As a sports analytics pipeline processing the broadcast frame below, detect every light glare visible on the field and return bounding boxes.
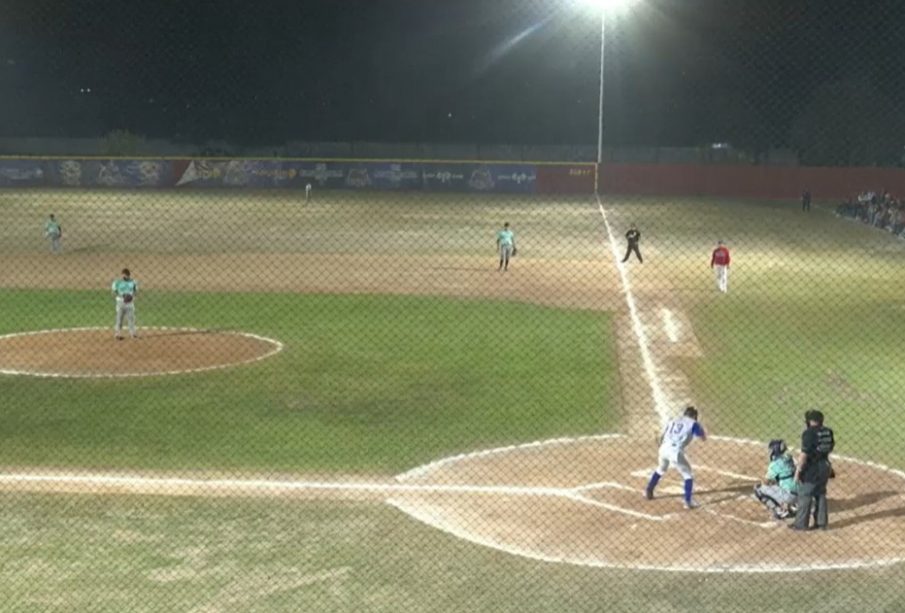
[574,0,639,14]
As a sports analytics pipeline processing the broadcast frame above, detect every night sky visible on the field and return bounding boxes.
[0,0,903,150]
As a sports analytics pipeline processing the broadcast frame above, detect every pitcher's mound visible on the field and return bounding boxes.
[0,327,283,378]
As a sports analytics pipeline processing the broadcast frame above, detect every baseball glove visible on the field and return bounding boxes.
[123,294,134,304]
[511,247,518,257]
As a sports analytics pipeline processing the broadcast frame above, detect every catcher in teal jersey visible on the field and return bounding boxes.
[111,268,139,340]
[753,439,799,520]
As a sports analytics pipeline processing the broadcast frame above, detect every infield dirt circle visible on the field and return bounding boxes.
[389,435,905,572]
[0,327,283,377]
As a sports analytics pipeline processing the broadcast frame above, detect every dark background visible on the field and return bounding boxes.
[0,0,903,162]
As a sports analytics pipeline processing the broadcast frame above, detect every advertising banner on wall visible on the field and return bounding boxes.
[174,160,536,192]
[364,162,422,190]
[176,160,300,187]
[0,160,47,186]
[421,165,469,191]
[294,162,346,188]
[0,157,590,194]
[422,163,537,193]
[536,164,596,193]
[466,164,537,193]
[45,160,173,187]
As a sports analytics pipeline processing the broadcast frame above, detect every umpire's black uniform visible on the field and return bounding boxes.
[792,410,834,530]
[622,227,642,263]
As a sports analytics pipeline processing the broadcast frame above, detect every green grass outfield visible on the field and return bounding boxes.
[0,289,617,473]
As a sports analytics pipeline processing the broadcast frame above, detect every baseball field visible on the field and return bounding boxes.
[1,188,904,612]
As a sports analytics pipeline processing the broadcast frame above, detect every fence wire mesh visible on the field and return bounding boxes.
[1,1,905,611]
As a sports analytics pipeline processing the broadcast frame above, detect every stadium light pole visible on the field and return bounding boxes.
[577,0,639,192]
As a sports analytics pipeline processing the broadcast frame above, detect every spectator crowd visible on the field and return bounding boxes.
[836,190,905,237]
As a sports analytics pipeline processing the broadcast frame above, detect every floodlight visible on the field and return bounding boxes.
[575,0,639,14]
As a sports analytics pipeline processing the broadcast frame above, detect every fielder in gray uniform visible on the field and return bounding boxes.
[111,268,139,340]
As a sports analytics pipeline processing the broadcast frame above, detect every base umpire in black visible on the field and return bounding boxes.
[791,409,834,531]
[622,224,642,263]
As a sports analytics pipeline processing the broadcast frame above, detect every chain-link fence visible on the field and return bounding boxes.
[1,1,905,611]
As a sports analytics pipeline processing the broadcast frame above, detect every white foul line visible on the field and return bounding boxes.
[596,196,671,426]
[0,472,567,498]
[0,470,663,521]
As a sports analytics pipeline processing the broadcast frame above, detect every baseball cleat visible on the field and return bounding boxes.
[115,336,124,341]
[683,500,700,510]
[644,487,653,500]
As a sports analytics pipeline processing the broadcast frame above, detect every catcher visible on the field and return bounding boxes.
[754,439,798,520]
[111,268,139,340]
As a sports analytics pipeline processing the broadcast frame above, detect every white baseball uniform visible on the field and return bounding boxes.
[656,416,704,480]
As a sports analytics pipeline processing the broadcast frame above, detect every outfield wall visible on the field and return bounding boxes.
[599,164,905,200]
[0,158,596,194]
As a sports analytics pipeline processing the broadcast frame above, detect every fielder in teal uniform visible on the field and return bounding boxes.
[111,268,139,340]
[44,214,62,254]
[496,222,516,272]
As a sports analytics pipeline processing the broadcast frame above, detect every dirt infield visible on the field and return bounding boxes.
[393,435,905,572]
[1,435,902,573]
[0,252,621,312]
[0,327,283,377]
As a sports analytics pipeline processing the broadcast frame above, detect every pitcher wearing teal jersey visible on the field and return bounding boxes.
[496,222,516,272]
[111,268,139,340]
[44,214,62,254]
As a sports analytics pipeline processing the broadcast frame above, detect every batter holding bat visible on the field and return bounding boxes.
[644,406,707,509]
[111,268,139,340]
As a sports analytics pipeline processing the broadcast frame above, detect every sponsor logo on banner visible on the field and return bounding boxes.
[298,163,344,185]
[224,161,254,186]
[177,160,225,186]
[423,169,465,184]
[250,166,297,181]
[97,161,127,186]
[133,161,164,185]
[469,168,495,190]
[0,165,43,182]
[373,163,419,183]
[496,172,536,185]
[58,161,83,186]
[346,168,371,188]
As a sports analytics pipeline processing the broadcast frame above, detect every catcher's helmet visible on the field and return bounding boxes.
[768,439,787,460]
